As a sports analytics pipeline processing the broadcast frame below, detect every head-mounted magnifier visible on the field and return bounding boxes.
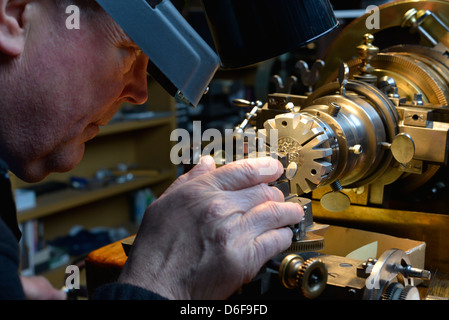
[95,0,338,107]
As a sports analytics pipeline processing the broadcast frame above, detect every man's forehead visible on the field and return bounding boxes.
[93,9,138,48]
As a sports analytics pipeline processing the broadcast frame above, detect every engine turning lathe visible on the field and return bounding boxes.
[232,0,449,300]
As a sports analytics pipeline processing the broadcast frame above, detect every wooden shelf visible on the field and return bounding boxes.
[17,170,175,223]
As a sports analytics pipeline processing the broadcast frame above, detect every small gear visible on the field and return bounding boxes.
[382,282,404,300]
[285,232,325,253]
[400,285,420,300]
[279,254,305,290]
[296,258,328,299]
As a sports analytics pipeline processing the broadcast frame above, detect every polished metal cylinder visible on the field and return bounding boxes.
[303,93,387,187]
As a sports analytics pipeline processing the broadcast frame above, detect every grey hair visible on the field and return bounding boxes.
[54,0,102,12]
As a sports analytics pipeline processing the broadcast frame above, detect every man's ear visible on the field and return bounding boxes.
[0,0,27,56]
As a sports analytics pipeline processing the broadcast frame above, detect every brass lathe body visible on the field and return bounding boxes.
[231,0,449,300]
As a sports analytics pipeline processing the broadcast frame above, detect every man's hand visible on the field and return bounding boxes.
[20,276,66,300]
[118,156,303,300]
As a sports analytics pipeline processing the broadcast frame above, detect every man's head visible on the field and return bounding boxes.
[0,0,149,182]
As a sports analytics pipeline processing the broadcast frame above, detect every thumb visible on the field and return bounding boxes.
[164,155,216,193]
[20,276,67,300]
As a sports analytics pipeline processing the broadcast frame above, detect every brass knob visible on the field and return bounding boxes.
[279,254,328,299]
[356,33,379,75]
[279,254,305,289]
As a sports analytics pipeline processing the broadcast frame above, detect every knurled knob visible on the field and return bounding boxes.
[296,258,328,299]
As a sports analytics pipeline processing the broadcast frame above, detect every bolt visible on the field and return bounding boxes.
[285,102,295,113]
[330,180,343,192]
[285,162,298,180]
[328,102,341,117]
[388,87,400,99]
[403,265,432,280]
[349,144,363,155]
[378,76,397,93]
[413,93,423,106]
[348,289,357,296]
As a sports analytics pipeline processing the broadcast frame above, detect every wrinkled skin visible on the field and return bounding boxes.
[0,0,148,182]
[119,156,303,299]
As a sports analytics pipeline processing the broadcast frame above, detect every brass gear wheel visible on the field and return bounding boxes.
[382,282,405,300]
[400,285,420,300]
[262,112,336,194]
[381,282,420,300]
[296,258,328,299]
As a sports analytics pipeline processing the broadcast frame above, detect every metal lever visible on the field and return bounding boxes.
[233,99,263,133]
[401,8,449,47]
[338,62,349,96]
[296,60,325,95]
[271,75,298,94]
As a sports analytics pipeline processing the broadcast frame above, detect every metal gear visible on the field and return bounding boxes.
[382,282,420,300]
[279,254,305,290]
[382,282,405,300]
[400,285,420,300]
[262,112,336,194]
[296,258,328,299]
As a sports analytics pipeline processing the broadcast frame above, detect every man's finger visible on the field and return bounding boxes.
[206,157,283,191]
[252,227,295,265]
[242,201,303,235]
[226,183,285,214]
[165,155,216,193]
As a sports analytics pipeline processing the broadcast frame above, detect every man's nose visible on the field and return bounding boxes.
[121,54,149,105]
